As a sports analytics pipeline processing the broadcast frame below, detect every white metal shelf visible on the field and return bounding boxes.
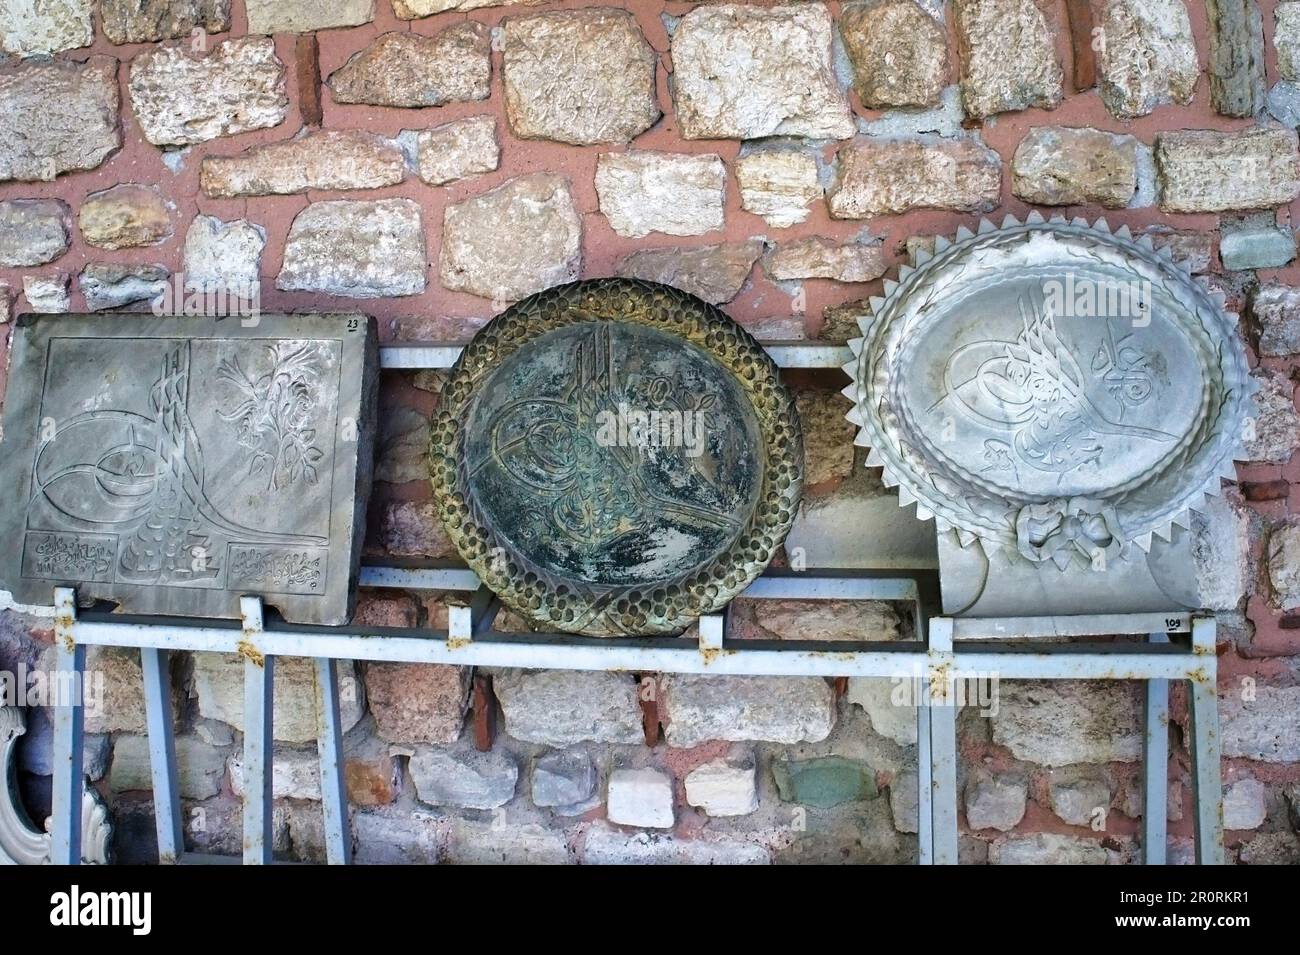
[378,341,854,371]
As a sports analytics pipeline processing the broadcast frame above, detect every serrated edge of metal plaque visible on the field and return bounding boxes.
[844,213,1253,566]
[430,278,804,637]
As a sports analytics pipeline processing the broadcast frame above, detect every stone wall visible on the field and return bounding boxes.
[1,0,1299,864]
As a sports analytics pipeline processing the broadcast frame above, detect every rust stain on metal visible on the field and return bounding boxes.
[699,647,737,666]
[237,639,265,667]
[446,636,472,651]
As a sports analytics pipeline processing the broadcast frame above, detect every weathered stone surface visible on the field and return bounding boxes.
[953,0,1063,118]
[1047,768,1111,826]
[671,3,853,140]
[616,240,762,306]
[991,681,1142,766]
[1098,0,1198,118]
[1268,79,1300,126]
[889,770,920,833]
[795,389,856,487]
[440,173,581,301]
[753,599,900,642]
[16,708,109,779]
[583,821,768,863]
[0,200,70,267]
[841,0,947,108]
[990,833,1109,864]
[79,185,174,250]
[130,38,288,147]
[532,749,598,812]
[407,116,498,186]
[201,130,406,197]
[661,674,835,747]
[234,739,397,805]
[328,25,491,108]
[0,57,120,182]
[1207,0,1266,117]
[83,645,181,735]
[192,654,364,743]
[279,199,426,298]
[847,677,916,746]
[773,755,876,808]
[1268,524,1300,610]
[22,274,69,312]
[1189,492,1251,612]
[101,0,230,44]
[607,767,674,828]
[409,745,517,809]
[1225,684,1300,761]
[1011,127,1138,208]
[766,238,886,284]
[964,771,1027,831]
[684,753,758,817]
[1243,367,1300,463]
[1238,829,1300,864]
[829,138,1001,218]
[1279,3,1300,80]
[365,662,470,744]
[1222,777,1266,830]
[1221,215,1297,270]
[493,669,643,746]
[735,150,820,228]
[445,817,573,864]
[595,151,725,238]
[788,481,940,571]
[182,215,265,295]
[502,8,659,146]
[1156,129,1300,212]
[353,808,444,864]
[341,736,403,806]
[110,734,225,800]
[375,406,429,484]
[1253,283,1300,356]
[0,0,91,56]
[820,299,868,344]
[79,263,169,311]
[380,500,455,557]
[395,0,545,15]
[1146,229,1213,273]
[246,0,374,34]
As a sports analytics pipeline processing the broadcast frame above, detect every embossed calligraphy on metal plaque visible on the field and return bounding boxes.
[846,216,1249,609]
[0,314,378,625]
[431,279,803,636]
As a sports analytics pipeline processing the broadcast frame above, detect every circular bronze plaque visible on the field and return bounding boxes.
[430,279,803,636]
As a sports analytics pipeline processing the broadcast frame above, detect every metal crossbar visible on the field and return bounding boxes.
[39,339,1224,866]
[376,342,853,372]
[48,569,939,864]
[927,615,1222,865]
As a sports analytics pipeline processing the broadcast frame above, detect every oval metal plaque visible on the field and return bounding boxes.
[431,279,803,636]
[847,215,1250,568]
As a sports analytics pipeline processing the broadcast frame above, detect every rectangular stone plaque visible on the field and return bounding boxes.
[0,314,378,625]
